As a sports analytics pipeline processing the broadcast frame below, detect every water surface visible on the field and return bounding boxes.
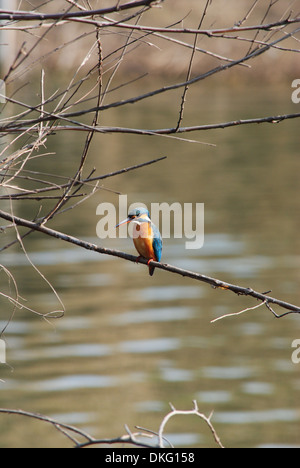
[0,85,299,448]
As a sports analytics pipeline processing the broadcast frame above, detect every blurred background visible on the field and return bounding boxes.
[0,0,300,448]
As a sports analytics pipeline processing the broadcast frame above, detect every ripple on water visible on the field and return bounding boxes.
[114,307,195,325]
[118,337,180,354]
[241,381,274,395]
[202,366,255,380]
[130,286,204,302]
[24,374,119,392]
[196,390,232,404]
[214,408,299,425]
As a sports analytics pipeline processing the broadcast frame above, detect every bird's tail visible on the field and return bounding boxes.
[148,264,155,276]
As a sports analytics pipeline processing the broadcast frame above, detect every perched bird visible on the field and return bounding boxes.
[116,207,162,276]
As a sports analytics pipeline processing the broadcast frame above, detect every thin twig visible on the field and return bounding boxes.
[158,400,224,448]
[176,0,212,131]
[0,1,160,21]
[211,301,267,323]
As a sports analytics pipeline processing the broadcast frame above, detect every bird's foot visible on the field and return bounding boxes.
[135,256,143,264]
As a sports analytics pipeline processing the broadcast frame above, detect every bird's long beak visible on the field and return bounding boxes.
[116,217,131,228]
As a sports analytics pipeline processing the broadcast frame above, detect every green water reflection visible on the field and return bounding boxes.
[0,85,300,448]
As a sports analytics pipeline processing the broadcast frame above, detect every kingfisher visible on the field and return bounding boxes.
[116,207,162,276]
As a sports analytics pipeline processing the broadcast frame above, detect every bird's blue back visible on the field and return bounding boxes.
[151,223,162,262]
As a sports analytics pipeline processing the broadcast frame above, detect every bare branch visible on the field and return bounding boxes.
[158,400,224,448]
[0,209,299,320]
[3,112,299,137]
[0,409,94,445]
[0,401,224,449]
[63,16,300,36]
[0,0,161,21]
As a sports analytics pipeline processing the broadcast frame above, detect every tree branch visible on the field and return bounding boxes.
[0,408,94,445]
[66,16,300,36]
[0,209,299,320]
[3,112,299,136]
[0,0,160,21]
[0,400,224,448]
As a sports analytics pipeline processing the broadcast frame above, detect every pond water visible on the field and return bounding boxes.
[0,84,300,448]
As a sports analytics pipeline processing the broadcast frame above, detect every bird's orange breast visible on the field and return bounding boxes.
[132,222,156,260]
